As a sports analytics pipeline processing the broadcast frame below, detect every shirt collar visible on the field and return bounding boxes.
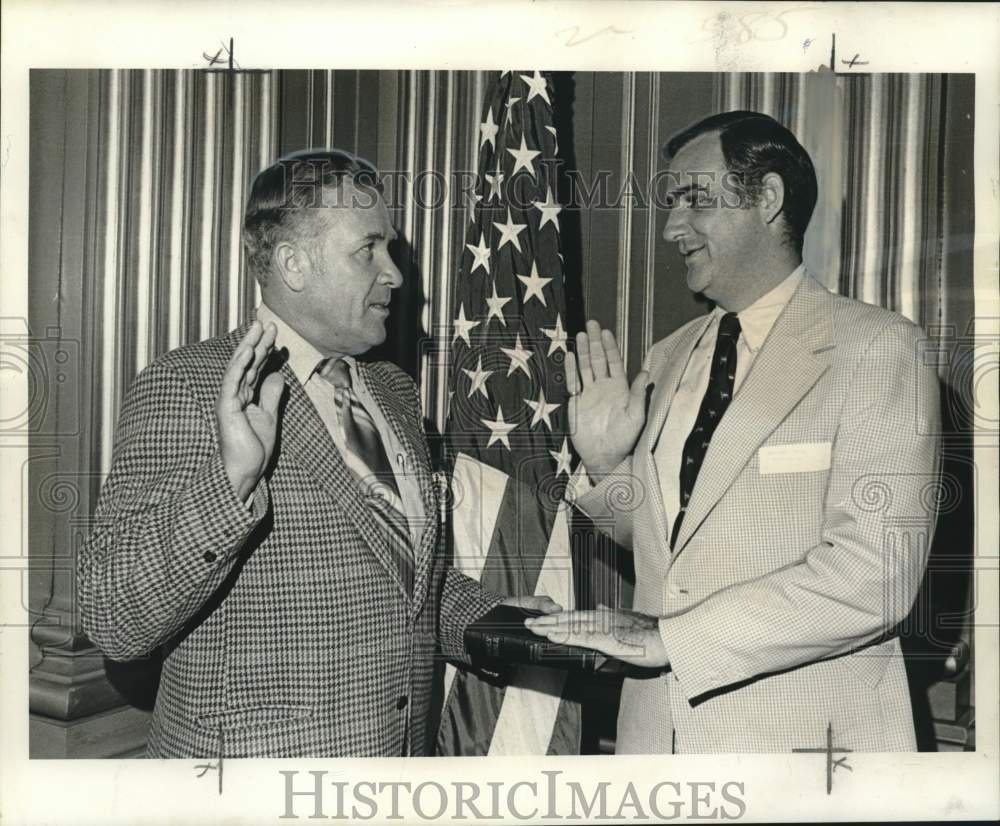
[713,264,805,353]
[255,303,357,385]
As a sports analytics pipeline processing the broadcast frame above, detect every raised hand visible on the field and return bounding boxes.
[216,321,285,502]
[565,320,649,480]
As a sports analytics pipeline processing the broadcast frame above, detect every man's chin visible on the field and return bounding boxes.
[365,325,389,350]
[685,268,710,295]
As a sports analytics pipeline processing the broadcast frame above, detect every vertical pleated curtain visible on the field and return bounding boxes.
[89,70,277,475]
[718,71,956,338]
[616,73,670,374]
[82,69,488,477]
[392,71,487,436]
[839,74,949,329]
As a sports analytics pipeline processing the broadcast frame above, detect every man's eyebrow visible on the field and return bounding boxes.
[357,230,398,244]
[665,182,709,200]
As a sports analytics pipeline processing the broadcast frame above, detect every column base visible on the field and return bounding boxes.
[30,705,150,759]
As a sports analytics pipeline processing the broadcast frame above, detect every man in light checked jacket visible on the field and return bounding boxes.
[78,150,555,758]
[526,112,942,753]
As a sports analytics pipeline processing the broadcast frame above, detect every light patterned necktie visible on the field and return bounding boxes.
[670,312,742,549]
[321,358,414,593]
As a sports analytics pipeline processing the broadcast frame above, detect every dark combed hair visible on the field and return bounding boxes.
[664,111,818,254]
[242,149,382,284]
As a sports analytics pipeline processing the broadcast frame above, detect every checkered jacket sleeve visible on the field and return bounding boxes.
[78,359,270,661]
[659,318,942,701]
[437,567,507,664]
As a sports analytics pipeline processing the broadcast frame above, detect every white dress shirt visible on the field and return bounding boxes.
[256,304,427,546]
[652,265,805,541]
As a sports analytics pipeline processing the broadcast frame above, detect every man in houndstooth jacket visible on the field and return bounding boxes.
[527,112,942,753]
[78,150,554,758]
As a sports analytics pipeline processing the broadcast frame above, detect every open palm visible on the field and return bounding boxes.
[216,321,285,502]
[566,321,649,481]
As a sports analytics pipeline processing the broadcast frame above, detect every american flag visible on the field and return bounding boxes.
[436,70,581,755]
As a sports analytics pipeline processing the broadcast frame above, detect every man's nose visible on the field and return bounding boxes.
[662,207,687,243]
[382,256,404,289]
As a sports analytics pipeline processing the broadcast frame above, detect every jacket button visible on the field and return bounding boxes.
[203,550,217,563]
[396,695,408,710]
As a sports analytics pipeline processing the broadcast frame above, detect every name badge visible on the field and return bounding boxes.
[758,442,832,475]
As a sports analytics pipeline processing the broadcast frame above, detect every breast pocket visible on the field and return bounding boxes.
[758,442,832,475]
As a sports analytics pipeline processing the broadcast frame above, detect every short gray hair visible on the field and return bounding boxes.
[242,149,382,286]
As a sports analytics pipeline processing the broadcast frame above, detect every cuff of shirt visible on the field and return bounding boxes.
[656,616,686,692]
[246,476,269,521]
[566,462,593,504]
[571,456,632,519]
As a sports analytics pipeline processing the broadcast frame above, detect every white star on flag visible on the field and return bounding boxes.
[500,334,533,378]
[525,389,561,430]
[541,314,568,356]
[462,356,494,399]
[507,133,541,177]
[504,96,520,123]
[465,232,491,275]
[516,262,553,306]
[466,191,483,225]
[481,404,517,449]
[485,281,512,327]
[485,160,505,202]
[533,186,562,232]
[520,70,551,105]
[550,437,573,476]
[545,124,559,154]
[493,208,528,253]
[479,108,499,150]
[452,303,480,346]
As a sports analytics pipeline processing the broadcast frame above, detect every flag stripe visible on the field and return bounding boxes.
[489,667,567,755]
[442,452,510,706]
[440,457,557,754]
[488,502,575,754]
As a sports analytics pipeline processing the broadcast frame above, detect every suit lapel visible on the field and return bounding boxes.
[276,360,412,601]
[647,317,714,456]
[359,362,439,616]
[672,276,836,554]
[642,317,715,551]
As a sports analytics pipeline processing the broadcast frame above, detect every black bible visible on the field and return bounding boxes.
[464,604,609,674]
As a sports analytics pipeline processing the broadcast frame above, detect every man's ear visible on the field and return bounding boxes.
[274,240,308,292]
[759,172,786,226]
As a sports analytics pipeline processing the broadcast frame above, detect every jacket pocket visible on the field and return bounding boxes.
[194,704,313,732]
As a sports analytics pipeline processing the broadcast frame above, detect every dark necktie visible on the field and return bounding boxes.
[322,359,414,592]
[670,312,742,549]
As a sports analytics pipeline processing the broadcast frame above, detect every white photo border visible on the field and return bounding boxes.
[1,1,997,823]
